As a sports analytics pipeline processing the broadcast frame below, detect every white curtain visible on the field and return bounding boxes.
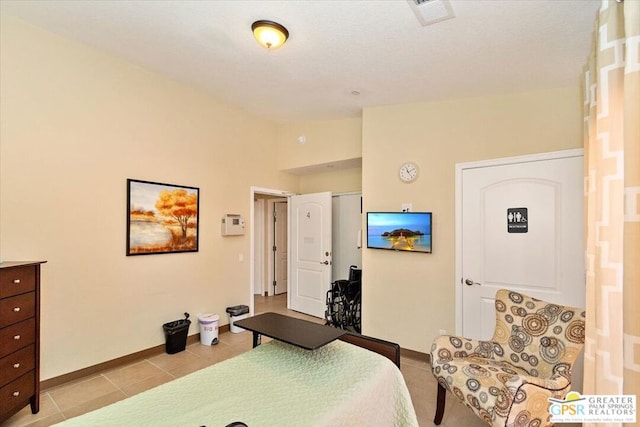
[582,1,639,426]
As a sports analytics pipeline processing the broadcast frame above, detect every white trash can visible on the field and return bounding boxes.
[226,305,249,333]
[198,313,219,345]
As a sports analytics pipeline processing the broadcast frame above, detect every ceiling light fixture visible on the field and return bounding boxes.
[252,20,289,50]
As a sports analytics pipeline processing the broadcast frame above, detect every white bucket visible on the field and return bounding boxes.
[198,313,219,345]
[229,313,249,333]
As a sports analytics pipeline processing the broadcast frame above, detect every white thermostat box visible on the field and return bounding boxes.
[221,214,245,236]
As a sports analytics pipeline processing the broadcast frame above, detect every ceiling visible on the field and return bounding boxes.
[1,0,599,124]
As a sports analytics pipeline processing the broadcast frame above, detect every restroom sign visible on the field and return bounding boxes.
[507,208,528,233]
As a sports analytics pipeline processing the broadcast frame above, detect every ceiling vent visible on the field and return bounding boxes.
[407,0,455,27]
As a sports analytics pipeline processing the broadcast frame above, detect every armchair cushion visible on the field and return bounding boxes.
[430,289,585,427]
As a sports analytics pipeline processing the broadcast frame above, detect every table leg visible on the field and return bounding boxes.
[252,332,262,348]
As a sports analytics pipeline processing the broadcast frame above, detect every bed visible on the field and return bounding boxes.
[53,335,418,426]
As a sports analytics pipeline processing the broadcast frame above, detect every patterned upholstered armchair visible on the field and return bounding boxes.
[430,289,585,427]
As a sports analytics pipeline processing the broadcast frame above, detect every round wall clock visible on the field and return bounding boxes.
[399,162,419,183]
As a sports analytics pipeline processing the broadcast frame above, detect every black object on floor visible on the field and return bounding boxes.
[162,312,191,354]
[325,265,361,333]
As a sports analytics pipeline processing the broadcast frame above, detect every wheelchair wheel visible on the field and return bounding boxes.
[350,291,362,333]
[326,292,348,329]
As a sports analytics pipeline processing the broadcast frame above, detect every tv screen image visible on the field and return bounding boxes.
[367,212,432,253]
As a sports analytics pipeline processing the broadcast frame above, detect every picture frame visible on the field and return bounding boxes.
[127,179,199,256]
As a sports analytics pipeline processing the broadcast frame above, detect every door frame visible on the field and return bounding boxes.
[454,148,583,335]
[250,186,295,315]
[267,198,288,296]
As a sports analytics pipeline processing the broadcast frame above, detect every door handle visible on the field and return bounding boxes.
[320,260,329,265]
[464,278,481,286]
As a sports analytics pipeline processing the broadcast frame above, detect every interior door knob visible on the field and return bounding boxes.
[320,260,329,265]
[465,278,481,286]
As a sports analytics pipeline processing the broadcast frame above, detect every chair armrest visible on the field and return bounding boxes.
[506,373,570,391]
[504,376,572,427]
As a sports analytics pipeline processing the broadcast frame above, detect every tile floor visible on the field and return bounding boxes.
[5,294,485,427]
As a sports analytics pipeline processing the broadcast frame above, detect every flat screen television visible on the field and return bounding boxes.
[366,212,432,253]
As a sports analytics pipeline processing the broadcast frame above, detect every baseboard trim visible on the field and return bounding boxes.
[401,347,430,363]
[41,325,230,390]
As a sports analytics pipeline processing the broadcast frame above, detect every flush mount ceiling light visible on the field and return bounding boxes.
[252,20,289,50]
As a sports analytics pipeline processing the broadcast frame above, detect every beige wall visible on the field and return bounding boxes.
[0,15,586,380]
[278,117,363,194]
[0,17,298,379]
[299,167,362,194]
[276,118,362,171]
[361,87,583,353]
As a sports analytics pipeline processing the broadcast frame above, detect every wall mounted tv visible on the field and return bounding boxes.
[366,212,432,253]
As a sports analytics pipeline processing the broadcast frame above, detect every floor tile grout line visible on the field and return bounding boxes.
[101,373,127,397]
[46,391,66,422]
[145,357,178,379]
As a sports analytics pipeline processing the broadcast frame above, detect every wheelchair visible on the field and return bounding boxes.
[325,265,361,333]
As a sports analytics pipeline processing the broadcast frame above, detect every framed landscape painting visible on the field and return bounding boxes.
[127,179,199,255]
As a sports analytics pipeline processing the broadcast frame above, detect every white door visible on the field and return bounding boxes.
[273,201,288,295]
[332,193,362,281]
[457,150,584,340]
[289,192,332,317]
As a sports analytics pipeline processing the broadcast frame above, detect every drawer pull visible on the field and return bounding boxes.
[13,334,21,340]
[13,363,21,368]
[13,391,20,397]
[13,279,21,284]
[13,307,21,312]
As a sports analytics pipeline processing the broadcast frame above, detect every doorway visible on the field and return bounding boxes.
[455,149,584,335]
[253,195,289,297]
[250,187,294,315]
[250,188,364,318]
[455,148,585,390]
[271,199,288,295]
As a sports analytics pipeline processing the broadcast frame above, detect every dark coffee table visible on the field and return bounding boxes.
[233,312,347,350]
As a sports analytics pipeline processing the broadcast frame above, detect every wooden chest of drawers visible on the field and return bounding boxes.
[0,261,45,423]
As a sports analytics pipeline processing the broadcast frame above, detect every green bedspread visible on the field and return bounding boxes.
[54,339,418,427]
